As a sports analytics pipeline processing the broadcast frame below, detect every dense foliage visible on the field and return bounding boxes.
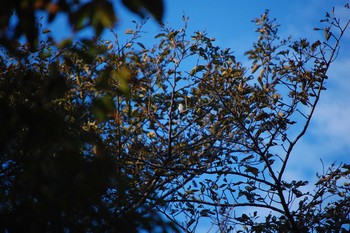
[0,5,350,233]
[0,38,178,233]
[0,0,164,53]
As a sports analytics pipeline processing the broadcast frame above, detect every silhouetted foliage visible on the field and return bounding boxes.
[0,39,177,232]
[0,0,164,52]
[0,5,350,233]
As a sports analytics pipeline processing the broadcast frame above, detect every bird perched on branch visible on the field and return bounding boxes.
[178,103,186,113]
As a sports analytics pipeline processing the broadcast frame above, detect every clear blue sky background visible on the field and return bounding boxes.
[111,0,350,185]
[115,2,350,230]
[48,0,350,231]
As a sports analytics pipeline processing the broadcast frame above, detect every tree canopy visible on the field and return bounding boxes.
[1,3,350,233]
[0,0,164,53]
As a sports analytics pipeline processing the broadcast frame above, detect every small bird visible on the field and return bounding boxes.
[178,103,185,113]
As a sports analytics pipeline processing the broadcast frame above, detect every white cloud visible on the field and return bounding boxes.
[311,58,350,147]
[283,56,350,193]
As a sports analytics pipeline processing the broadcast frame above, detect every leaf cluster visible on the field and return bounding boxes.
[0,0,164,53]
[1,7,350,233]
[0,36,177,232]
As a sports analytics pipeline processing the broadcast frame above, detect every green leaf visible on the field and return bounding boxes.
[112,67,133,97]
[71,1,116,36]
[91,95,115,122]
[97,2,116,26]
[142,0,164,22]
[121,0,164,22]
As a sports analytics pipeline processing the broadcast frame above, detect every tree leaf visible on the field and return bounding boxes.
[245,165,259,176]
[91,95,115,122]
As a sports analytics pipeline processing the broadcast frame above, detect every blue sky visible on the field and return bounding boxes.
[118,1,350,230]
[110,0,350,182]
[47,0,350,231]
[114,2,350,231]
